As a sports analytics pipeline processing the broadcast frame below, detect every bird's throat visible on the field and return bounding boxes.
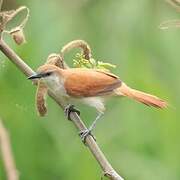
[43,75,68,97]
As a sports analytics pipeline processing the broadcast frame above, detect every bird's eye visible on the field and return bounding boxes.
[46,72,52,76]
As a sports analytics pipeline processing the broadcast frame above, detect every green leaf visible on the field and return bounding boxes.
[72,53,116,73]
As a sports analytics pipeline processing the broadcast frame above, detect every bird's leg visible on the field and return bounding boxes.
[79,112,104,143]
[64,104,80,120]
[89,112,104,132]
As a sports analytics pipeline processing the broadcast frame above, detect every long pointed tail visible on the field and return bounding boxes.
[115,83,167,108]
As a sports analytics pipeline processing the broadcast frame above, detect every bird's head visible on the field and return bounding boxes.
[28,64,63,82]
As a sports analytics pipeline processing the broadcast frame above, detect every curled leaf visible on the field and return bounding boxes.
[0,6,29,40]
[36,81,48,116]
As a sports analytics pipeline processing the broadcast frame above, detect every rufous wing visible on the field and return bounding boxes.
[64,69,121,97]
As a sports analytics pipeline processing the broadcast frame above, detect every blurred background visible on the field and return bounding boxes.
[0,0,180,179]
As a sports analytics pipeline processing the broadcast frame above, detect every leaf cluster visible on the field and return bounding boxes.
[73,53,116,72]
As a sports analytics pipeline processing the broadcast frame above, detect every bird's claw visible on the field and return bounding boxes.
[79,129,96,144]
[64,104,80,120]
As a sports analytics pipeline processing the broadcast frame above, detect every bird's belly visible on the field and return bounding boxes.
[78,97,105,113]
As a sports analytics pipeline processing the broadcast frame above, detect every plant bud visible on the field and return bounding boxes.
[10,28,26,45]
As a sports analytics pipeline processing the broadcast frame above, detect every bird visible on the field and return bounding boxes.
[28,64,167,141]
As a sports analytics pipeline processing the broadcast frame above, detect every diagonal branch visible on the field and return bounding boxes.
[0,39,124,180]
[0,119,19,180]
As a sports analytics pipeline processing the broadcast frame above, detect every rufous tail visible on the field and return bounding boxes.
[114,82,167,108]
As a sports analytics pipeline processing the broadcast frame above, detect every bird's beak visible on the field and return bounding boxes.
[28,73,43,80]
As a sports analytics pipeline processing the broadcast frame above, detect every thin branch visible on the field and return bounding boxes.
[0,39,124,180]
[0,119,19,180]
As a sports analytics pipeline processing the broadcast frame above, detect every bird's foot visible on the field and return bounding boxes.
[79,129,96,144]
[64,104,80,120]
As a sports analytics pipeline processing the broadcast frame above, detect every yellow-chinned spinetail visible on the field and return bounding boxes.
[28,64,167,142]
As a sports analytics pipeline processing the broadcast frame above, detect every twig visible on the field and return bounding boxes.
[0,39,124,180]
[0,119,19,180]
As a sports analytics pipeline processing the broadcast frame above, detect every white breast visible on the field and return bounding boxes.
[43,74,69,98]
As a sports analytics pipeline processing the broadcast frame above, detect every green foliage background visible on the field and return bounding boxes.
[0,0,180,179]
